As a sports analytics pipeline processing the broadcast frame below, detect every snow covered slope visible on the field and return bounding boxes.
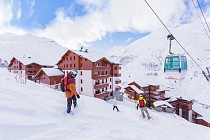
[108,23,210,105]
[0,33,68,66]
[0,67,210,140]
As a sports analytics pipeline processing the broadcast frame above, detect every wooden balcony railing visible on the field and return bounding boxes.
[94,67,111,71]
[94,92,109,98]
[94,83,109,90]
[115,86,121,91]
[115,80,121,84]
[93,74,111,80]
[114,67,121,70]
[114,73,121,77]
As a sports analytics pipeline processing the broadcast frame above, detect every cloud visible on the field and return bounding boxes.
[126,38,133,43]
[35,0,189,49]
[0,0,13,27]
[1,0,210,50]
[16,1,21,20]
[29,0,35,17]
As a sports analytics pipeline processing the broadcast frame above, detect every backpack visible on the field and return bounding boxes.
[60,76,67,92]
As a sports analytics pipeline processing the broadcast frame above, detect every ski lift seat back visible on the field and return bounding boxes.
[164,55,187,73]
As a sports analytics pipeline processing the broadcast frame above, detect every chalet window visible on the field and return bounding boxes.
[106,71,107,75]
[81,71,82,75]
[81,63,82,67]
[74,64,76,67]
[64,64,65,68]
[21,71,22,74]
[102,79,104,83]
[102,88,104,92]
[70,64,72,67]
[106,87,107,90]
[70,57,72,60]
[85,59,87,61]
[110,85,112,89]
[110,78,111,82]
[74,56,76,60]
[81,79,83,83]
[66,64,68,68]
[106,79,107,82]
[81,87,83,92]
[66,57,68,61]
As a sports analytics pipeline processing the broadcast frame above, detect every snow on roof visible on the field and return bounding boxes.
[193,103,210,122]
[40,68,64,77]
[153,101,174,108]
[15,56,53,66]
[72,50,102,62]
[130,85,144,93]
[71,50,121,64]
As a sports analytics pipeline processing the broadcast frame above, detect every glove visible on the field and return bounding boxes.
[77,94,80,99]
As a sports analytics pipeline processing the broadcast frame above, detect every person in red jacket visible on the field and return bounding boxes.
[65,70,80,114]
[137,95,151,119]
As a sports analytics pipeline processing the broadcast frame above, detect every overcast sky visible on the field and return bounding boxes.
[0,0,210,51]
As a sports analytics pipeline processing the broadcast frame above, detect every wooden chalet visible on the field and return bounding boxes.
[8,57,53,81]
[124,82,167,106]
[35,68,64,89]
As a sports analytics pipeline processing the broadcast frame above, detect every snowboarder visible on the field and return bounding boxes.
[137,95,151,119]
[113,97,119,112]
[65,69,80,114]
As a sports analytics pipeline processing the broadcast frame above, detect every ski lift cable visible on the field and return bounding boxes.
[144,0,204,72]
[196,0,210,33]
[191,0,210,41]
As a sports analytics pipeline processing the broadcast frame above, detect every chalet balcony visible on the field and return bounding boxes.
[115,79,121,84]
[94,74,111,80]
[114,67,121,70]
[94,91,109,98]
[115,86,121,91]
[114,73,121,77]
[94,67,111,71]
[27,73,37,75]
[94,83,109,90]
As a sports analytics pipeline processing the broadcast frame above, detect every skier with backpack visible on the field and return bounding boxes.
[60,69,80,114]
[137,95,151,119]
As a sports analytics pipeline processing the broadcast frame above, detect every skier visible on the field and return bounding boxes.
[137,95,151,119]
[113,97,120,112]
[65,69,80,114]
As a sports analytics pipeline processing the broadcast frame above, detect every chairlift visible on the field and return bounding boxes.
[164,35,188,80]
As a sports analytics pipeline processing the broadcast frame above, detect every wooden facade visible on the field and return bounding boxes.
[35,68,64,89]
[56,50,121,100]
[169,98,193,122]
[194,118,210,128]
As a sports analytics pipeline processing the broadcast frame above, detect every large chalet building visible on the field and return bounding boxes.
[8,57,53,81]
[56,49,121,100]
[124,82,167,107]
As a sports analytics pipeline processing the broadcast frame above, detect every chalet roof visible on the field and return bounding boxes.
[193,103,210,122]
[58,50,121,65]
[130,85,144,93]
[36,68,64,77]
[153,101,174,108]
[9,56,54,66]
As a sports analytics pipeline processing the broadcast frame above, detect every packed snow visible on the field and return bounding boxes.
[0,68,210,140]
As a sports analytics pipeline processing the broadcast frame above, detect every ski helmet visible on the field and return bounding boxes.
[71,69,78,77]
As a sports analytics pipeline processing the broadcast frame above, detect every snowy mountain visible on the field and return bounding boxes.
[0,67,210,140]
[0,33,68,66]
[107,23,210,105]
